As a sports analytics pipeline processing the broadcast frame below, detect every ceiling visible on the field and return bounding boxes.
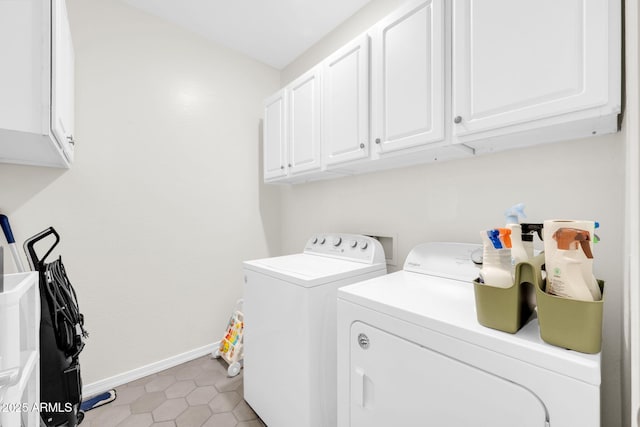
[121,0,372,70]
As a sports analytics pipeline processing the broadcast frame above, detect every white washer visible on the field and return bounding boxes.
[243,233,387,427]
[337,242,601,427]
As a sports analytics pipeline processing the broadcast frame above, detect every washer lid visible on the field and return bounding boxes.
[243,253,386,288]
[338,271,601,386]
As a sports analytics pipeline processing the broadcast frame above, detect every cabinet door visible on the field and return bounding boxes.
[51,0,75,162]
[322,34,370,167]
[288,66,322,175]
[452,0,609,137]
[349,322,548,427]
[263,89,287,181]
[371,0,445,154]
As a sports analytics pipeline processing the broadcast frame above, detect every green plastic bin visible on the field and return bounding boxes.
[472,255,543,334]
[536,279,605,354]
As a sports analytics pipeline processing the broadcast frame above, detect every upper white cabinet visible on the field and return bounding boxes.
[322,35,370,167]
[371,0,445,154]
[0,0,75,168]
[263,0,620,184]
[452,0,620,150]
[288,66,322,176]
[51,0,76,163]
[263,89,287,181]
[263,67,323,183]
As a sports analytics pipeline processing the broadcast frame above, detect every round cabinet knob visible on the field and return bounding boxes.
[375,138,381,144]
[288,163,292,167]
[280,165,284,170]
[312,237,318,244]
[349,240,358,248]
[454,116,463,124]
[359,143,365,149]
[333,237,342,247]
[319,237,326,245]
[359,241,368,250]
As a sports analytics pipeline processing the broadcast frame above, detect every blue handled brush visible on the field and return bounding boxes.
[0,214,25,272]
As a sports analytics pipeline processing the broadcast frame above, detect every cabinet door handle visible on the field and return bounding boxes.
[288,163,292,168]
[359,143,365,149]
[280,165,284,170]
[375,138,381,144]
[454,116,462,124]
[67,135,75,146]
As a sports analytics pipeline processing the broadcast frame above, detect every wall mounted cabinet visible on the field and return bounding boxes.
[288,66,322,176]
[0,0,75,168]
[262,0,620,184]
[263,89,287,181]
[263,66,325,183]
[327,0,471,177]
[323,35,371,168]
[452,0,620,154]
[51,0,75,164]
[371,0,445,155]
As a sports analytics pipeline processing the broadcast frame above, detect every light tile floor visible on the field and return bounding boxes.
[81,356,265,427]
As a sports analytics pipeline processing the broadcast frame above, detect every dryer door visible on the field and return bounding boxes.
[349,322,548,427]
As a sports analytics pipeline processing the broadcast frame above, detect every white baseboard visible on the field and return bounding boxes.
[82,341,219,398]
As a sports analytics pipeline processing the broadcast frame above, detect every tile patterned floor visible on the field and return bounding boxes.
[81,356,265,427]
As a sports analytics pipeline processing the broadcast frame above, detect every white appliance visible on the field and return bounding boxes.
[243,234,387,427]
[337,242,601,427]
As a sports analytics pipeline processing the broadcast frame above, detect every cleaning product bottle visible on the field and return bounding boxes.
[547,227,602,301]
[504,203,526,225]
[582,221,601,299]
[505,203,528,272]
[520,223,544,259]
[479,229,513,288]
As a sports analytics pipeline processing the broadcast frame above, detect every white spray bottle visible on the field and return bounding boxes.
[520,223,543,259]
[479,228,513,288]
[547,227,602,301]
[505,203,528,274]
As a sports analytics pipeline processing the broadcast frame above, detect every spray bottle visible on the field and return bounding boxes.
[520,223,544,259]
[547,228,602,301]
[505,203,528,273]
[479,228,513,288]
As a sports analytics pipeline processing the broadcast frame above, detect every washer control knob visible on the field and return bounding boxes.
[312,237,318,244]
[319,237,326,245]
[349,240,358,248]
[359,241,368,250]
[333,237,342,247]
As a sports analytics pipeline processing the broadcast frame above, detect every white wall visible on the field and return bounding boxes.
[0,0,281,384]
[278,1,624,426]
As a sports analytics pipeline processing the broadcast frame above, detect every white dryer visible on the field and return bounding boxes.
[337,242,600,427]
[243,233,387,427]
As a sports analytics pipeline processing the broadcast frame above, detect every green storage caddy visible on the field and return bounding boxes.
[474,252,605,354]
[536,279,605,354]
[472,255,543,334]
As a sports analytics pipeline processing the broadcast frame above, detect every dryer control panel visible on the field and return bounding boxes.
[304,233,385,265]
[403,242,482,281]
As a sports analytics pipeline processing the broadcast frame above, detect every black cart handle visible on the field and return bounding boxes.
[24,227,60,271]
